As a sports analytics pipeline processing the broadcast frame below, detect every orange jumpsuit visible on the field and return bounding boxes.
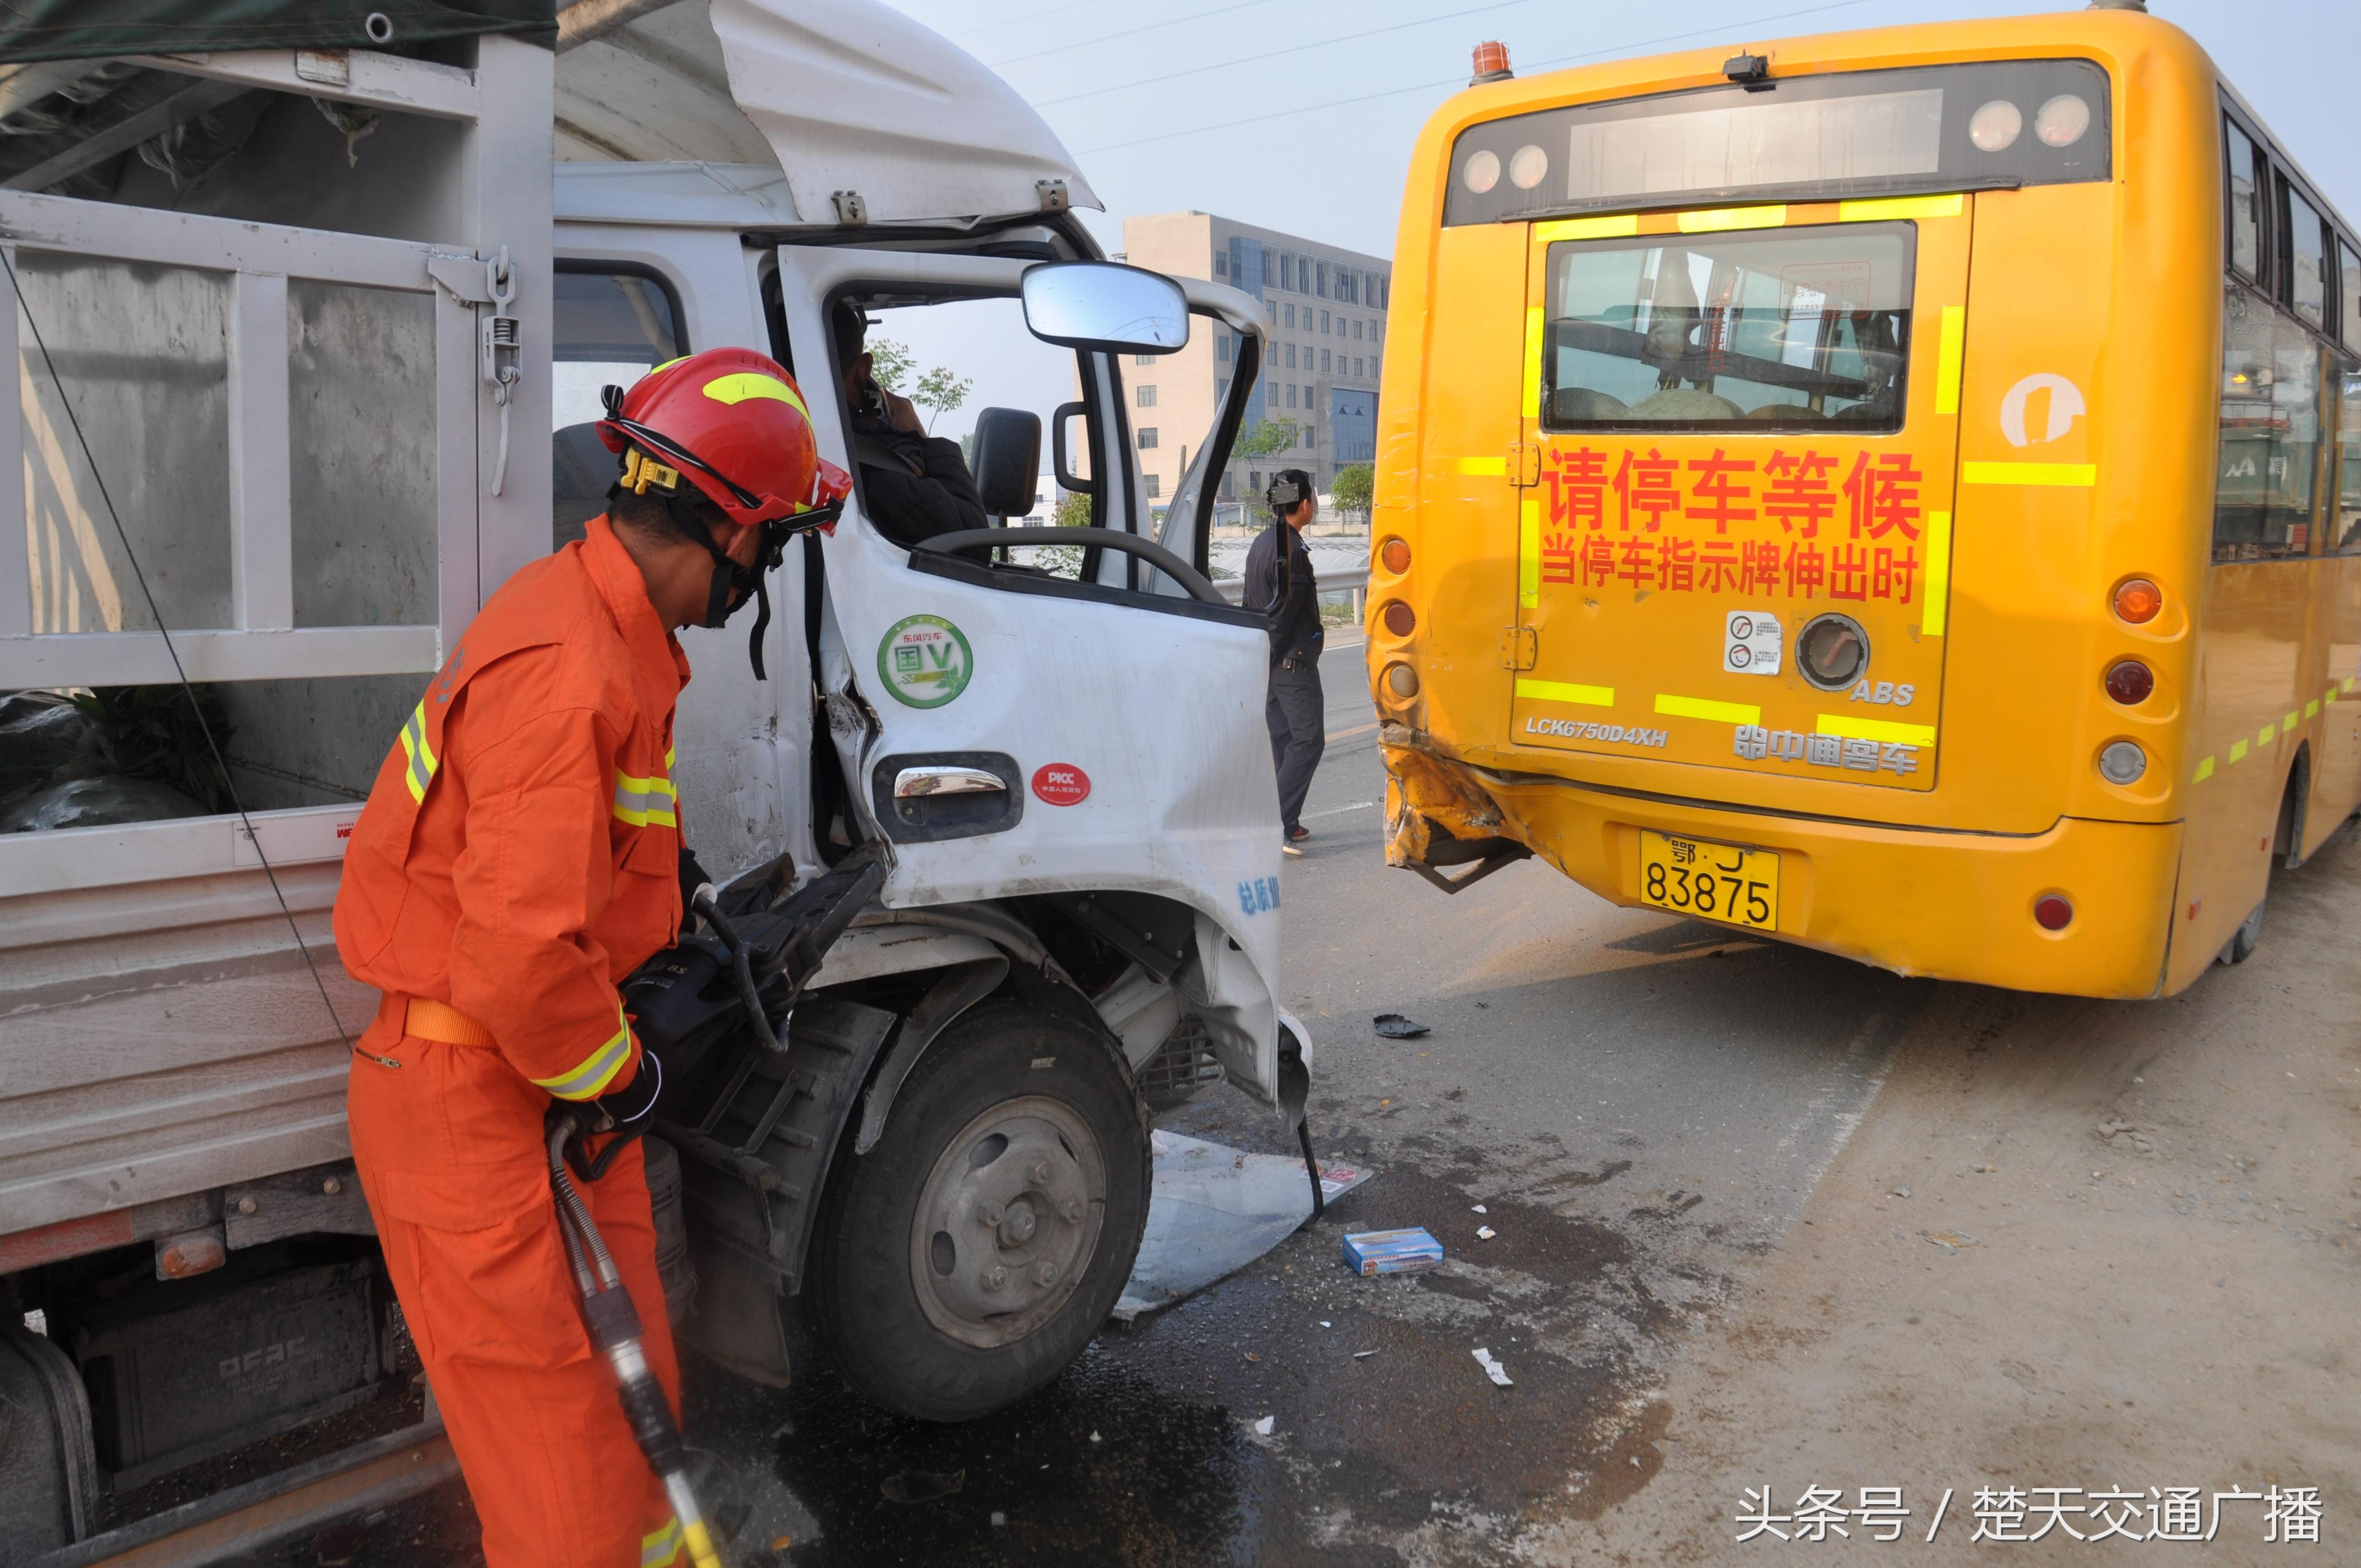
[334,515,693,1568]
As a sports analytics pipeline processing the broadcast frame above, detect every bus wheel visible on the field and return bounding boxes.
[808,999,1149,1422]
[2218,897,2265,965]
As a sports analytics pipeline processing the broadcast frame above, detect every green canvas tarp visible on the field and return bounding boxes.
[0,1,556,65]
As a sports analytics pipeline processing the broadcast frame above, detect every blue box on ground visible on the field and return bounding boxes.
[1341,1227,1443,1276]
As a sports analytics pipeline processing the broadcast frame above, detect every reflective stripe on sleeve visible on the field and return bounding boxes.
[641,1517,684,1567]
[612,765,678,827]
[534,1006,635,1102]
[395,700,439,804]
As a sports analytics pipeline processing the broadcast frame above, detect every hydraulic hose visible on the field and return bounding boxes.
[547,1122,726,1568]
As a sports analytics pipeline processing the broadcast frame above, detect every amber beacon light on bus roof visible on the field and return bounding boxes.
[1373,2,2361,999]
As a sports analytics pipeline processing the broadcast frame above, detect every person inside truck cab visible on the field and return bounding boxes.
[330,348,847,1568]
[832,300,988,546]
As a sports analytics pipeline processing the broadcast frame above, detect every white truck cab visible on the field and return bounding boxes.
[0,2,1296,1549]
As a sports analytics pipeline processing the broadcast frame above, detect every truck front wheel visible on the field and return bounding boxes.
[808,999,1150,1422]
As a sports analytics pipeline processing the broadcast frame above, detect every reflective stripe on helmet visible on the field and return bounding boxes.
[395,700,439,804]
[534,1006,634,1101]
[700,371,811,425]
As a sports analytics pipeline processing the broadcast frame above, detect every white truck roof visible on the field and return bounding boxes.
[555,0,1100,226]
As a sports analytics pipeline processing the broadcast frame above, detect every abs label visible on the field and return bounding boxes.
[1847,679,1916,706]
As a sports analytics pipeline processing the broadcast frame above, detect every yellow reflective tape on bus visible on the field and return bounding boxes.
[1533,214,1640,243]
[1935,307,1965,416]
[2192,755,2215,783]
[1837,193,1965,222]
[1677,205,1787,233]
[2307,699,2321,718]
[2283,712,2300,735]
[2258,723,2275,748]
[1456,455,1506,476]
[1921,510,1954,636]
[1517,678,1614,707]
[1656,693,1760,725]
[1962,461,2098,486]
[1522,306,1543,419]
[2229,738,2249,763]
[1519,496,1539,609]
[1816,712,1938,747]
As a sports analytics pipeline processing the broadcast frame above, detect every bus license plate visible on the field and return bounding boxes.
[1638,831,1778,930]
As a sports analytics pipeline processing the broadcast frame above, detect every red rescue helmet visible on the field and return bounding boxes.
[596,347,851,529]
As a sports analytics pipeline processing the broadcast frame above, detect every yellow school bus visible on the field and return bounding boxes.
[1368,8,2361,998]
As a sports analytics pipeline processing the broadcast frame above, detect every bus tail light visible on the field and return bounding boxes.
[1379,537,1411,574]
[2034,895,2074,932]
[1384,663,1419,700]
[1380,601,1416,636]
[2112,578,2163,624]
[2098,741,2147,785]
[2103,660,2153,705]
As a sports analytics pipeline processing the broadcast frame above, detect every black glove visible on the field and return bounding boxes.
[547,1045,663,1181]
[679,846,713,936]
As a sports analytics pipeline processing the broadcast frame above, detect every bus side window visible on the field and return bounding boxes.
[2214,285,2319,564]
[2338,361,2361,554]
[2340,241,2361,355]
[2226,118,2262,281]
[2281,181,2327,326]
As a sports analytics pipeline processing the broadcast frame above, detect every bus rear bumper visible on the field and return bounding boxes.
[1384,741,2181,999]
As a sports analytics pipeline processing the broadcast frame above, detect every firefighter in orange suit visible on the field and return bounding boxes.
[333,347,849,1567]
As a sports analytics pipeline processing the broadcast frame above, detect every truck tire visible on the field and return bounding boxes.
[808,999,1149,1422]
[2218,896,2264,965]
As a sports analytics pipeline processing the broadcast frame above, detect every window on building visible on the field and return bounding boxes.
[1284,344,1296,368]
[2227,118,2263,280]
[1282,302,1295,328]
[1353,319,1364,340]
[1146,472,1161,497]
[1301,384,1312,406]
[1214,252,1228,276]
[1316,261,1330,297]
[1319,309,1330,333]
[1286,385,1297,408]
[1137,384,1157,407]
[1353,358,1364,378]
[1305,424,1316,448]
[2283,181,2327,325]
[1138,427,1159,449]
[1249,469,1263,493]
[1372,352,1381,378]
[1265,381,1277,406]
[1136,352,1158,365]
[1217,377,1230,399]
[1216,334,1231,362]
[1321,349,1331,372]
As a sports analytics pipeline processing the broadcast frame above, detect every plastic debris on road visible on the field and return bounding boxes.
[1341,1226,1444,1275]
[1253,1415,1276,1435]
[1921,1229,1979,1250]
[1471,1203,1487,1213]
[1472,1347,1514,1387]
[1372,1013,1430,1038]
[1113,1131,1376,1319]
[1476,1225,1496,1240]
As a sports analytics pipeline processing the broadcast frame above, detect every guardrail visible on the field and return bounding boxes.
[1214,568,1368,620]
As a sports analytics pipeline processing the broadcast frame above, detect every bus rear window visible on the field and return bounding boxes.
[1448,59,2109,226]
[1541,224,1912,432]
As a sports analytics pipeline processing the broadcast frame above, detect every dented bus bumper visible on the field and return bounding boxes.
[1381,727,2182,1000]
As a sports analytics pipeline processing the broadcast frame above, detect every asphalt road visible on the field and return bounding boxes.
[229,634,1934,1567]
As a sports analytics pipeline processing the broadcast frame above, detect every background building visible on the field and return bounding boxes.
[1120,211,1391,513]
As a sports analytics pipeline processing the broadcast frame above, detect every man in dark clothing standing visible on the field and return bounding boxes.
[1246,469,1324,856]
[832,302,987,547]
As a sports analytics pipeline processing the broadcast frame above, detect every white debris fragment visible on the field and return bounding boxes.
[1472,1347,1513,1387]
[1353,1349,1378,1358]
[1471,1204,1488,1213]
[1319,1320,1330,1327]
[1253,1415,1276,1435]
[1476,1226,1496,1240]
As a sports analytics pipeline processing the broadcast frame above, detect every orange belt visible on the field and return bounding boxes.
[391,994,497,1048]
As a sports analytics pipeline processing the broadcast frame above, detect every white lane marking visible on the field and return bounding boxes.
[1304,800,1374,821]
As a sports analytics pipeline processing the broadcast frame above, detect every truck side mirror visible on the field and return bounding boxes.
[970,407,1042,518]
[1021,261,1189,353]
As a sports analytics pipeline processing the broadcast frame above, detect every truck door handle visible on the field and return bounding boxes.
[894,766,1007,798]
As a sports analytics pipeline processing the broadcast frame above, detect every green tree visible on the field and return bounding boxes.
[1232,417,1299,462]
[1053,490,1092,528]
[913,364,973,433]
[865,336,915,394]
[1330,462,1374,522]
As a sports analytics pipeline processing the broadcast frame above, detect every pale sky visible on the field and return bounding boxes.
[878,0,2361,447]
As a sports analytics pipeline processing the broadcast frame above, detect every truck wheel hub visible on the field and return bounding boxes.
[910,1095,1105,1348]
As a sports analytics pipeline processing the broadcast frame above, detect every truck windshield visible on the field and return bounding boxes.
[1542,224,1912,432]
